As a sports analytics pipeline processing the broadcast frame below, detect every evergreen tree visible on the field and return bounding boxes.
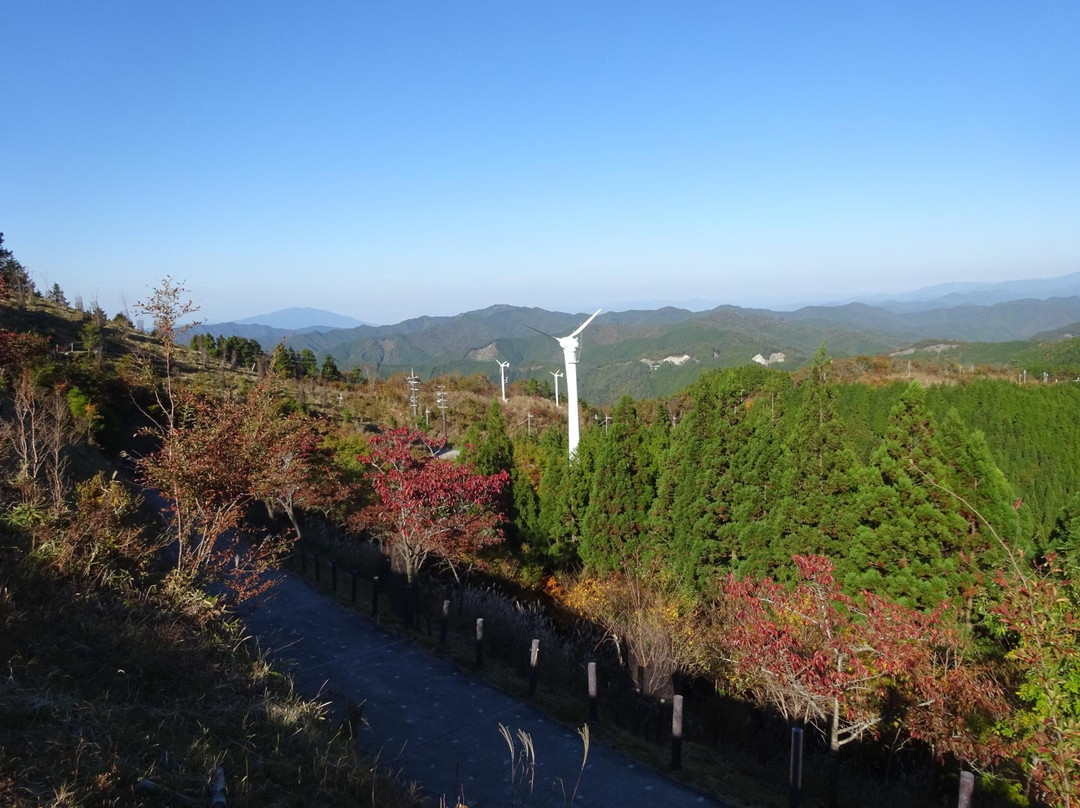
[848,383,968,608]
[320,355,341,381]
[298,348,318,379]
[727,376,789,577]
[768,346,863,579]
[579,396,657,573]
[0,233,34,305]
[536,427,576,561]
[271,342,296,376]
[1046,492,1080,584]
[460,398,513,477]
[47,283,67,306]
[648,366,774,588]
[460,398,537,548]
[936,407,1030,565]
[80,308,107,366]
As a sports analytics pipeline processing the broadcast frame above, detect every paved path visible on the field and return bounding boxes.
[239,570,735,808]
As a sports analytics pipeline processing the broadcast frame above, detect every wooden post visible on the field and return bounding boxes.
[671,694,684,770]
[330,559,337,592]
[350,569,358,604]
[528,639,540,696]
[313,550,321,583]
[372,576,379,620]
[957,771,975,808]
[475,618,484,668]
[440,599,450,646]
[790,727,804,808]
[587,661,599,722]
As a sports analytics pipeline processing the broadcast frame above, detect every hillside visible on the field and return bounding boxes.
[195,296,1080,404]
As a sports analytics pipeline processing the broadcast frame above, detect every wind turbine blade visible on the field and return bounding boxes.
[568,309,602,339]
[526,324,558,340]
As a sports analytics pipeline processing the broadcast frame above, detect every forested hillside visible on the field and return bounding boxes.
[195,296,1080,405]
[3,247,1079,806]
[529,352,1079,604]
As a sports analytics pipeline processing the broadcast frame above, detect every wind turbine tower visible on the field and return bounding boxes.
[550,370,563,407]
[496,360,510,402]
[554,309,601,458]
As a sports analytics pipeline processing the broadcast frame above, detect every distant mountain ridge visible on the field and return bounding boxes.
[193,292,1080,404]
[850,272,1080,312]
[232,307,372,331]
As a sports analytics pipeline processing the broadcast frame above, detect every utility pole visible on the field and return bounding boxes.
[436,386,448,441]
[406,369,421,419]
[550,370,563,407]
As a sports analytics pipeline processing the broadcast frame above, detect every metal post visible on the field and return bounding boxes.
[475,618,484,668]
[440,599,450,646]
[330,559,337,592]
[790,727,804,808]
[350,569,358,604]
[313,550,320,583]
[587,661,599,722]
[372,576,379,620]
[528,639,540,696]
[300,544,307,574]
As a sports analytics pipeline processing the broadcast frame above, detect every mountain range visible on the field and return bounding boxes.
[193,274,1080,404]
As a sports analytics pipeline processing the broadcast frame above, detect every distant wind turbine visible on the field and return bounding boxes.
[534,309,601,459]
[496,359,510,402]
[550,370,563,407]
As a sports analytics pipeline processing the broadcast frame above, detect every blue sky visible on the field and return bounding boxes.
[3,1,1078,325]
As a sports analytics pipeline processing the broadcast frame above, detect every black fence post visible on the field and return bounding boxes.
[350,569,358,604]
[587,662,599,723]
[657,699,668,746]
[789,727,804,808]
[475,618,484,668]
[440,599,449,646]
[372,576,380,620]
[330,559,338,593]
[671,694,684,770]
[528,639,540,696]
[404,582,415,629]
[313,550,321,583]
[300,544,307,574]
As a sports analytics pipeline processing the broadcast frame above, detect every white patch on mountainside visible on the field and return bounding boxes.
[466,343,498,361]
[641,354,692,370]
[752,352,786,366]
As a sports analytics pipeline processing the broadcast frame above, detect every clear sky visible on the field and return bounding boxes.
[3,1,1078,325]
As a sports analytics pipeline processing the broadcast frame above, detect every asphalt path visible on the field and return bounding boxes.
[239,570,736,808]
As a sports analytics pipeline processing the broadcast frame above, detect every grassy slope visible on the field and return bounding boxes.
[0,298,424,807]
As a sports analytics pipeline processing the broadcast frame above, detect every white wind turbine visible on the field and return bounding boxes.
[496,359,510,402]
[533,309,601,459]
[550,370,563,406]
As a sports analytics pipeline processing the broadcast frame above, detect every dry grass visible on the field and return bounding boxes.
[0,522,426,808]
